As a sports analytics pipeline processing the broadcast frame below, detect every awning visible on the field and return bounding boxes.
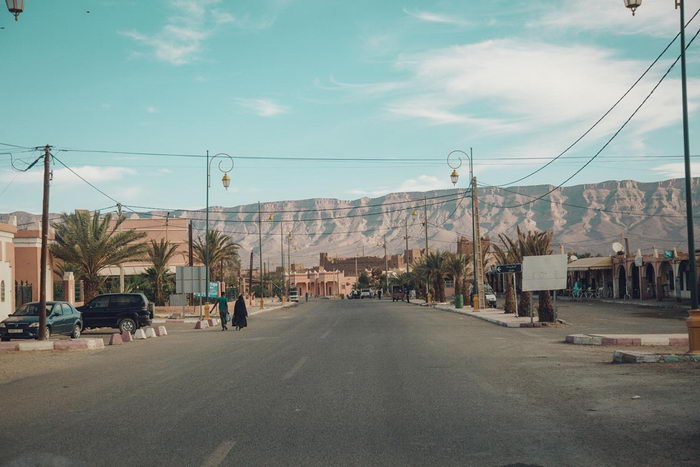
[567,257,612,272]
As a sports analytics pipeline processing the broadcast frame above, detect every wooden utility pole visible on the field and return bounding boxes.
[280,221,286,301]
[383,235,389,294]
[404,216,410,273]
[424,196,430,302]
[257,202,264,307]
[38,145,51,340]
[472,176,485,309]
[188,221,193,266]
[248,250,254,298]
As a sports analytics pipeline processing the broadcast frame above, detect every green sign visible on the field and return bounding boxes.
[208,281,219,297]
[664,250,674,259]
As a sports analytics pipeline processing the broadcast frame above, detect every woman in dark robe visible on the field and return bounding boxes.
[232,295,248,331]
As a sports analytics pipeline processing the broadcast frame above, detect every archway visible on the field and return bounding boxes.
[679,261,689,295]
[618,266,627,298]
[645,263,656,299]
[631,266,640,299]
[658,262,674,300]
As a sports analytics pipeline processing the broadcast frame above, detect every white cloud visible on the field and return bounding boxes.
[235,98,289,117]
[0,166,136,185]
[403,8,472,27]
[531,0,678,37]
[386,39,700,140]
[318,77,408,95]
[121,0,237,65]
[652,162,700,179]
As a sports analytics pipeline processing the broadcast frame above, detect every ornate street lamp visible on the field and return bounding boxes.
[625,0,700,353]
[6,0,23,21]
[624,0,642,16]
[447,149,482,311]
[205,152,234,300]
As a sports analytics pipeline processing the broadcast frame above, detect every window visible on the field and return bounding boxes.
[110,295,138,307]
[89,296,110,309]
[0,280,4,302]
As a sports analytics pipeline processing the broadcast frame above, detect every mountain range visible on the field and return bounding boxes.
[4,177,698,269]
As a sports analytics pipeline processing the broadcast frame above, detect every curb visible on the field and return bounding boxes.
[566,334,688,346]
[0,338,105,352]
[613,350,700,363]
[433,305,544,328]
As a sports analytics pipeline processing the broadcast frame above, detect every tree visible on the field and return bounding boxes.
[497,227,555,321]
[355,271,371,289]
[50,211,147,302]
[414,251,449,302]
[193,230,240,282]
[145,239,179,305]
[492,241,517,314]
[444,252,470,298]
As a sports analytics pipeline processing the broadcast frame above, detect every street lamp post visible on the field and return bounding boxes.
[625,0,700,353]
[448,149,483,311]
[205,152,234,304]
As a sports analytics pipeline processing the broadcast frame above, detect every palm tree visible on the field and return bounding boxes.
[50,211,147,302]
[145,239,179,305]
[415,251,449,302]
[497,227,555,321]
[492,241,517,314]
[444,252,470,299]
[193,230,241,282]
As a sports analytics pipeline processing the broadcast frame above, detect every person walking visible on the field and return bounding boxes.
[232,294,248,331]
[377,289,382,300]
[209,296,229,331]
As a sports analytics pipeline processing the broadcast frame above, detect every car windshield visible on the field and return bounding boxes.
[13,303,53,316]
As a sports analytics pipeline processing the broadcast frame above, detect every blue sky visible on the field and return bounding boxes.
[2,0,700,214]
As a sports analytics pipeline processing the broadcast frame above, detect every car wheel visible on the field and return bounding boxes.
[71,323,81,339]
[118,318,136,334]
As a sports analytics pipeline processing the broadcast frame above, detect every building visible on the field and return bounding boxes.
[319,252,405,276]
[612,248,689,301]
[14,229,55,303]
[288,267,357,297]
[0,221,17,320]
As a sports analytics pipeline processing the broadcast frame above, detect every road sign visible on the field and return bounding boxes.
[495,264,521,274]
[175,266,206,294]
[664,250,674,259]
[522,255,567,292]
[208,281,219,297]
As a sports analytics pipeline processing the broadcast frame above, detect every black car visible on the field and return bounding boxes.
[78,293,153,333]
[0,301,83,341]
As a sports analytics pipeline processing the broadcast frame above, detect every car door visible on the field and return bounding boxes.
[59,304,77,334]
[83,296,110,328]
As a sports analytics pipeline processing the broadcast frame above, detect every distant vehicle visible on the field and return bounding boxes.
[469,283,498,308]
[360,289,372,299]
[78,293,153,333]
[391,285,405,302]
[288,288,299,302]
[348,290,361,299]
[0,301,83,341]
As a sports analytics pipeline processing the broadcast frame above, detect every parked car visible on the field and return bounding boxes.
[469,283,498,308]
[360,289,372,299]
[0,301,83,341]
[78,293,153,333]
[288,287,299,303]
[348,290,361,299]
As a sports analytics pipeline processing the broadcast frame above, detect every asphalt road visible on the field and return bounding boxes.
[1,299,699,466]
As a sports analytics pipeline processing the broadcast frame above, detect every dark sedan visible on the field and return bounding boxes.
[0,301,83,341]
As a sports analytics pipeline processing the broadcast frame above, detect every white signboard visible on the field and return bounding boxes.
[175,266,207,294]
[522,254,568,292]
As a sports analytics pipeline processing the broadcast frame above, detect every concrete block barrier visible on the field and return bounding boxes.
[207,318,220,327]
[54,338,105,351]
[121,330,134,343]
[133,329,147,340]
[613,350,700,363]
[17,341,55,352]
[144,327,156,338]
[0,342,20,351]
[567,333,688,347]
[109,333,123,345]
[195,320,209,329]
[155,326,168,337]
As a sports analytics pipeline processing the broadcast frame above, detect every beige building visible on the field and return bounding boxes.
[0,222,17,320]
[288,267,357,297]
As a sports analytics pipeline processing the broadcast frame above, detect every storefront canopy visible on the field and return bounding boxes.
[567,257,612,272]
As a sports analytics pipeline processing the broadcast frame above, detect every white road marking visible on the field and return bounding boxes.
[320,329,332,339]
[331,317,341,327]
[283,356,308,380]
[201,440,236,467]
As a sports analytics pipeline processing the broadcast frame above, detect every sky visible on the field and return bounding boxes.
[2,0,700,214]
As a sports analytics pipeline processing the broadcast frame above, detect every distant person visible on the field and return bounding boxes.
[233,295,248,331]
[404,285,410,303]
[209,296,229,331]
[377,289,382,300]
[305,292,309,302]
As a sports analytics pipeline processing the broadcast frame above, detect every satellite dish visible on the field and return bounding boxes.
[612,242,624,253]
[569,255,578,262]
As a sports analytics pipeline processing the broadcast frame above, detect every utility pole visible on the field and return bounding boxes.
[248,250,254,300]
[258,202,264,308]
[404,216,410,274]
[472,174,485,310]
[38,145,51,340]
[423,196,430,303]
[165,212,170,241]
[188,221,193,266]
[383,235,389,293]
[280,221,286,302]
[287,233,292,294]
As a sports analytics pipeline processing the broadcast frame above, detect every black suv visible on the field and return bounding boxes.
[78,293,153,333]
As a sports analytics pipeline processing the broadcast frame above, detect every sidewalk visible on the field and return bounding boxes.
[154,300,299,323]
[411,301,546,328]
